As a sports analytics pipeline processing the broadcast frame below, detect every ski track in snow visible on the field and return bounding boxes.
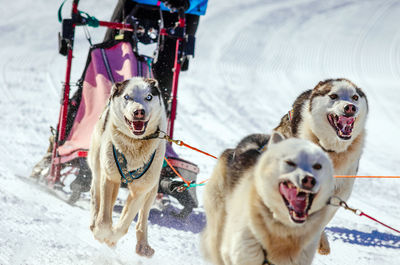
[1,0,400,264]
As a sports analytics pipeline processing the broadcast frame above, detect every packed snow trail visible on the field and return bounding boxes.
[1,0,400,264]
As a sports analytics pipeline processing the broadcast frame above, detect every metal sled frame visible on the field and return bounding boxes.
[48,0,189,185]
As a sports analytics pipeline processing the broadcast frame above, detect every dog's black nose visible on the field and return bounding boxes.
[301,175,316,190]
[344,104,357,116]
[133,109,145,119]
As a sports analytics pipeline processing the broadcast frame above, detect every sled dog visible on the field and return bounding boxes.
[275,78,368,254]
[202,132,334,265]
[88,77,166,257]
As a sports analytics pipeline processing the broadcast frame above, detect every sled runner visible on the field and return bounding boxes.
[32,0,206,216]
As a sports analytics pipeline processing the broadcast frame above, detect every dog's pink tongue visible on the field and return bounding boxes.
[337,116,354,134]
[132,121,144,131]
[279,183,307,212]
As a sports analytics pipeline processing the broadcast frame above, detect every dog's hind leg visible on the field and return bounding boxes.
[135,185,158,257]
[92,177,118,244]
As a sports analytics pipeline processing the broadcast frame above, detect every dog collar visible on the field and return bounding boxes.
[320,144,336,153]
[262,249,275,265]
[112,145,156,184]
[139,127,162,141]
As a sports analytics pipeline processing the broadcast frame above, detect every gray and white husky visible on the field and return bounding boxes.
[275,78,368,254]
[88,77,166,257]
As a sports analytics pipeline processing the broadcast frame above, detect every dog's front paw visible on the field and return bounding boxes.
[92,224,113,244]
[318,232,331,255]
[104,228,125,247]
[136,242,155,257]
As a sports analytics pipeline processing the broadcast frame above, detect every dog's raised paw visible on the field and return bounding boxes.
[136,242,155,257]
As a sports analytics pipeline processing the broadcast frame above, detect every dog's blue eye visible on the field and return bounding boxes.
[124,95,130,100]
[145,94,153,101]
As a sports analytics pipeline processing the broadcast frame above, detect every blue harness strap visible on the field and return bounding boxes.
[112,145,156,184]
[132,0,208,16]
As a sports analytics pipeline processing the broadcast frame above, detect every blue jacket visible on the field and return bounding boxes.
[132,0,208,16]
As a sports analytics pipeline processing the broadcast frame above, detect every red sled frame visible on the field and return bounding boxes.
[48,0,188,185]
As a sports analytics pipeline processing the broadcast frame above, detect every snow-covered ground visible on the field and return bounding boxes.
[1,0,400,264]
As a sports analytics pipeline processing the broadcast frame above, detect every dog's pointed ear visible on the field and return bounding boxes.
[144,78,161,96]
[111,79,129,99]
[268,131,285,147]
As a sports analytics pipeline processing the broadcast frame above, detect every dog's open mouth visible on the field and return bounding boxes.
[279,181,315,224]
[125,117,148,136]
[327,114,355,140]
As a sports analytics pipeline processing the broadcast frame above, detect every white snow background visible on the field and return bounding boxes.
[1,0,400,264]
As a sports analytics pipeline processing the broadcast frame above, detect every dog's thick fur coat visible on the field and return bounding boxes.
[202,132,334,265]
[275,78,368,254]
[88,77,166,257]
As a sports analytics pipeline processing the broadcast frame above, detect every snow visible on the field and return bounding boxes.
[1,0,400,264]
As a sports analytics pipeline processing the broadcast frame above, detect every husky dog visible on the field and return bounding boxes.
[88,77,166,257]
[202,132,334,265]
[275,78,368,254]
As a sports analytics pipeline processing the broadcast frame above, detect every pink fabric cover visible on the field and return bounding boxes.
[58,42,150,156]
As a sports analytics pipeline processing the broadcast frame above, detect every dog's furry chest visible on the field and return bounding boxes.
[101,131,161,179]
[248,190,323,265]
[299,126,364,175]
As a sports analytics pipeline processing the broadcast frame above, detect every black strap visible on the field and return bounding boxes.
[139,127,161,140]
[320,144,336,153]
[101,48,115,84]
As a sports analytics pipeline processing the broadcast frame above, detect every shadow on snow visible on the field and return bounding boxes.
[325,227,399,249]
[143,206,400,249]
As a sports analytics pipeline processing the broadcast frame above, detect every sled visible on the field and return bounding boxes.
[32,0,203,216]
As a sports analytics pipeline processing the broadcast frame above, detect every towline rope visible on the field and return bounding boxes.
[161,134,400,239]
[161,134,399,179]
[162,134,218,160]
[159,134,216,190]
[163,156,207,191]
[328,196,400,234]
[160,134,399,190]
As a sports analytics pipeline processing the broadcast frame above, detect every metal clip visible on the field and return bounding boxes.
[162,134,183,146]
[328,196,362,216]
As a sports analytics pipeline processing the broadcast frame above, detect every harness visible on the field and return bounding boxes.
[112,145,156,184]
